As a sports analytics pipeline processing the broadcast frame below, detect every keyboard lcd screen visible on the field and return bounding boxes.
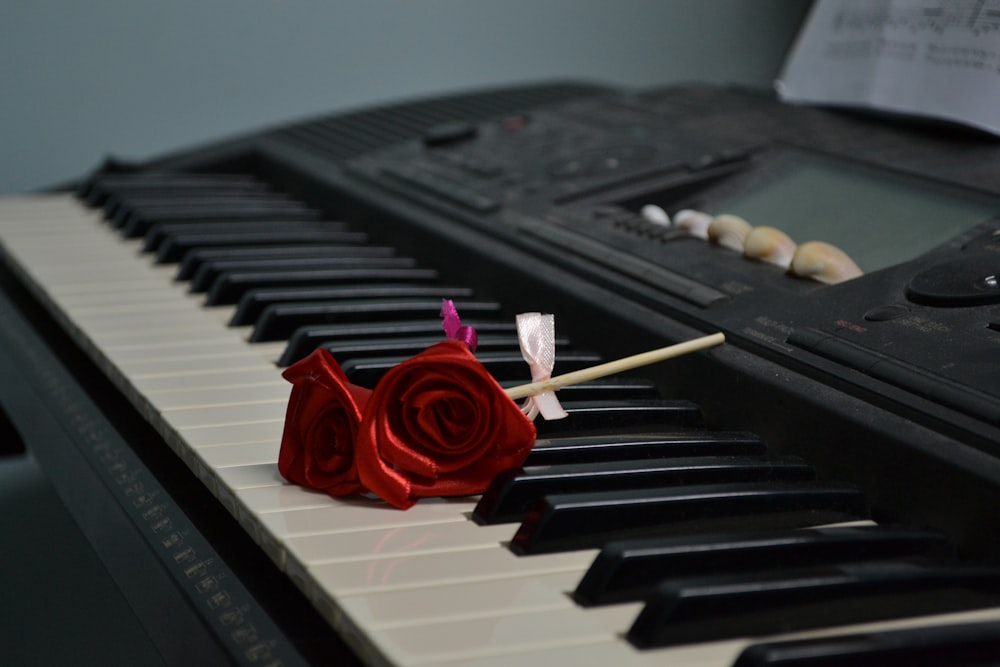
[718,161,996,273]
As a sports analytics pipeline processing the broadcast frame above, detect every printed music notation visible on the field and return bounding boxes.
[776,0,1000,136]
[830,0,1000,37]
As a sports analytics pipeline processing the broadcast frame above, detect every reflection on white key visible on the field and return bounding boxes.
[234,483,337,515]
[259,497,477,538]
[307,543,595,596]
[180,421,284,448]
[288,519,515,565]
[341,571,581,628]
[190,441,281,469]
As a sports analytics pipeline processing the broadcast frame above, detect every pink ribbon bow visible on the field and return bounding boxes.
[515,312,567,421]
[441,299,478,351]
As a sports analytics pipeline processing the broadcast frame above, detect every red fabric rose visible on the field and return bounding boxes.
[356,340,537,509]
[278,349,372,496]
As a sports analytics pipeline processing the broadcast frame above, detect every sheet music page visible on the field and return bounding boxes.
[777,0,1000,135]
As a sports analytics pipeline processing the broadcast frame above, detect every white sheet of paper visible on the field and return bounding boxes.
[777,0,1000,136]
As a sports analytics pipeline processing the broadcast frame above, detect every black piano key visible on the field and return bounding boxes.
[108,193,291,227]
[124,201,320,237]
[627,561,1000,648]
[574,525,953,606]
[236,284,475,329]
[340,350,602,388]
[211,268,443,307]
[82,173,260,206]
[343,350,601,387]
[320,334,529,366]
[248,294,495,342]
[155,229,369,263]
[277,318,513,366]
[143,220,345,253]
[176,244,397,281]
[733,621,1000,666]
[191,256,418,293]
[523,431,766,466]
[509,481,870,555]
[473,455,816,524]
[525,378,661,403]
[533,399,703,437]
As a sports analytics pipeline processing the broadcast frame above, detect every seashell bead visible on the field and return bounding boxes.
[707,214,752,251]
[673,209,713,239]
[789,241,864,284]
[743,225,797,269]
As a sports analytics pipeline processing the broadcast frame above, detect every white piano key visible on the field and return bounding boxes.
[56,286,203,309]
[72,305,235,333]
[136,368,286,397]
[85,321,243,345]
[162,402,287,430]
[121,354,278,378]
[152,383,290,411]
[125,339,284,368]
[339,571,581,629]
[31,265,179,289]
[234,484,339,515]
[429,636,744,667]
[61,296,209,318]
[369,599,641,666]
[179,420,285,448]
[287,520,516,565]
[305,543,596,596]
[214,462,285,490]
[100,338,264,365]
[258,497,478,538]
[0,193,104,220]
[17,254,176,286]
[191,441,281,468]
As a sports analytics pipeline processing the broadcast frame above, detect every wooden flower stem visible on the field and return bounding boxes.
[504,332,725,400]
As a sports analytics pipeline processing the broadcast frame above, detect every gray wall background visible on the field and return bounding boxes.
[0,1,812,195]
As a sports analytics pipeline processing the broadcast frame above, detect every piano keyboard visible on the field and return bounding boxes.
[3,179,1000,667]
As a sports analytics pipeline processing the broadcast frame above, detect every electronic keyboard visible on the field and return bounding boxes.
[2,81,1000,666]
